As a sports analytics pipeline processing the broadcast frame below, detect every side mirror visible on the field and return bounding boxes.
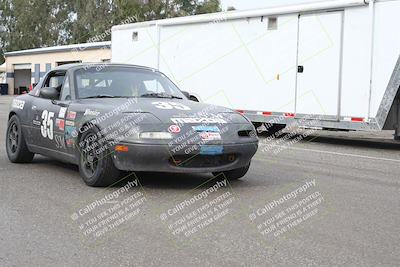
[181,91,199,102]
[181,91,190,99]
[39,87,59,100]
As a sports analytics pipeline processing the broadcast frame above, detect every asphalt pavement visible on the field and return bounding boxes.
[0,95,399,266]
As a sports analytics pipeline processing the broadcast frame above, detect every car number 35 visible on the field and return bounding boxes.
[41,110,54,140]
[152,102,191,110]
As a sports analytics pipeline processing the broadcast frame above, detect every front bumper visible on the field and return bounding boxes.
[112,141,258,173]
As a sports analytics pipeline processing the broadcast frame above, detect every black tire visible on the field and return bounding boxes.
[78,127,121,187]
[253,123,286,137]
[213,163,250,181]
[6,115,34,163]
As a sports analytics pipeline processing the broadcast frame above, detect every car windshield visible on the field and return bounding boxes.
[74,66,185,99]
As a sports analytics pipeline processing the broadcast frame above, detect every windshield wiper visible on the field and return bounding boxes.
[82,95,133,99]
[140,93,183,99]
[82,94,116,99]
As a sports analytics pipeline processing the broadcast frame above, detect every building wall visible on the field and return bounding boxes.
[0,72,6,84]
[5,48,111,95]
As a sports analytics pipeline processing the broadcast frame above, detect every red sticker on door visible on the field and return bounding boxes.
[56,118,65,131]
[66,111,76,120]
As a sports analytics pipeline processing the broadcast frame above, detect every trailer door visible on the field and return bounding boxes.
[296,11,343,119]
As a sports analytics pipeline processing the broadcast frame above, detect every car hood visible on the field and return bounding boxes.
[75,98,243,124]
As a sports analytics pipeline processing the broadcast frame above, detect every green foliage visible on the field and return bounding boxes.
[0,0,70,52]
[0,0,221,61]
[67,0,118,44]
[195,0,221,15]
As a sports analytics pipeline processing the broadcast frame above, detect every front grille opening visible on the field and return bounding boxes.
[170,154,237,168]
[238,130,255,137]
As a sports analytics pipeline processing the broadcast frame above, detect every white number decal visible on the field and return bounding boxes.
[152,102,191,110]
[40,110,54,140]
[171,102,191,110]
[152,102,173,109]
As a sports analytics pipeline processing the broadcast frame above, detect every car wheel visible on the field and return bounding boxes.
[213,163,250,181]
[78,127,121,187]
[6,115,34,163]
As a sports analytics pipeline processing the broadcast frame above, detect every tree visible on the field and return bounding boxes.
[67,0,119,44]
[0,0,70,57]
[195,0,221,15]
[0,0,222,63]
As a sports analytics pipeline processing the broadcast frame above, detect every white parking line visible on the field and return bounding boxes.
[266,145,400,163]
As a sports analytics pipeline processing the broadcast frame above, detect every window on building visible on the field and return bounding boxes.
[268,17,278,30]
[56,61,81,66]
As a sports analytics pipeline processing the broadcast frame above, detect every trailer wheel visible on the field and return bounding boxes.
[253,123,286,136]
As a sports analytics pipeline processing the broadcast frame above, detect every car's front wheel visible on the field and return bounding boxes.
[6,115,34,163]
[213,163,250,181]
[78,127,121,187]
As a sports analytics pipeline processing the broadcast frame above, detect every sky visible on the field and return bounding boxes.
[220,0,330,10]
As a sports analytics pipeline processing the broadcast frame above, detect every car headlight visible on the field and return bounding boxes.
[139,132,173,140]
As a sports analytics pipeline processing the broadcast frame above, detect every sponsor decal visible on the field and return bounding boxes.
[65,120,75,127]
[192,126,220,132]
[12,99,25,110]
[66,139,74,147]
[55,135,66,149]
[200,145,223,155]
[58,107,67,118]
[65,126,77,147]
[193,125,221,140]
[171,117,227,124]
[199,132,221,141]
[168,125,181,133]
[84,109,100,116]
[56,118,65,131]
[33,114,41,126]
[66,111,77,120]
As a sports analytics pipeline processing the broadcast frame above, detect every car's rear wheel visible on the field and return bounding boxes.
[78,127,121,187]
[6,115,34,163]
[213,163,250,181]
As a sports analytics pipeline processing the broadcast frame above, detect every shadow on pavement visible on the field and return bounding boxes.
[120,171,240,190]
[303,134,400,150]
[30,156,248,190]
[259,132,400,150]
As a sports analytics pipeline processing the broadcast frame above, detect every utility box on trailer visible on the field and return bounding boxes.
[112,0,400,139]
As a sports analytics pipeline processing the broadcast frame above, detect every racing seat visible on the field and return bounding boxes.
[108,79,132,97]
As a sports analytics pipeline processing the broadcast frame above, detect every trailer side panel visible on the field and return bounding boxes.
[159,15,299,113]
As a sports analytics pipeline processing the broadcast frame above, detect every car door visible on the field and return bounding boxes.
[54,73,75,154]
[30,71,69,153]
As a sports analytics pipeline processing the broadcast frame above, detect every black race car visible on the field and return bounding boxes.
[6,63,258,187]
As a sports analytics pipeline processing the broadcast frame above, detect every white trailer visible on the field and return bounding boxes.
[111,0,400,139]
